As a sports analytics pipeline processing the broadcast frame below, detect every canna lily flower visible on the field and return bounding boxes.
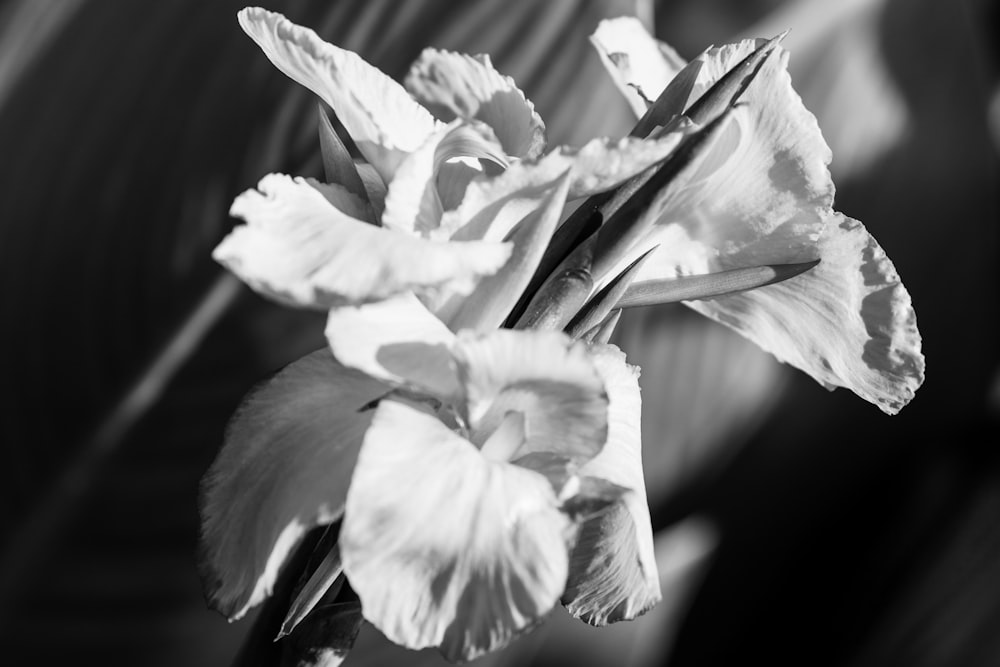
[200,322,658,661]
[589,17,924,414]
[214,8,694,330]
[201,15,671,657]
[199,7,927,666]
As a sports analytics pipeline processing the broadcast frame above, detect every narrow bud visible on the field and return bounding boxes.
[685,32,787,126]
[629,47,710,139]
[277,535,344,640]
[615,260,820,308]
[590,107,737,283]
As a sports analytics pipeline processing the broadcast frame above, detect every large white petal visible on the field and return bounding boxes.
[405,48,547,159]
[686,213,924,414]
[217,173,511,309]
[238,7,441,180]
[325,292,460,400]
[199,350,386,620]
[626,49,922,411]
[340,399,573,661]
[453,330,608,482]
[561,344,659,625]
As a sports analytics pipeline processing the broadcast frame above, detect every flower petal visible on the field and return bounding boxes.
[405,48,547,159]
[381,121,506,236]
[619,48,923,411]
[217,173,511,309]
[440,172,572,331]
[592,18,771,125]
[325,292,460,400]
[561,345,660,625]
[633,54,836,277]
[199,349,386,620]
[685,213,924,414]
[453,330,608,481]
[238,7,441,180]
[441,131,690,245]
[590,17,687,118]
[340,399,573,661]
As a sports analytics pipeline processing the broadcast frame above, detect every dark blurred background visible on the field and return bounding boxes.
[0,1,997,665]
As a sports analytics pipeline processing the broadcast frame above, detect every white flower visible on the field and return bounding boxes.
[591,17,924,414]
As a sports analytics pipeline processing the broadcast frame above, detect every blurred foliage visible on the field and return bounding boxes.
[0,1,997,666]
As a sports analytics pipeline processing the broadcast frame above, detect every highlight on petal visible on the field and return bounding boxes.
[685,213,924,414]
[217,173,512,309]
[562,345,660,625]
[238,7,441,179]
[340,399,573,662]
[325,292,460,401]
[590,17,687,118]
[453,330,608,480]
[405,48,547,160]
[199,349,386,620]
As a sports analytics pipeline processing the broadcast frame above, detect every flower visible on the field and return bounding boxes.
[215,8,691,330]
[199,6,925,666]
[200,9,669,662]
[590,17,925,414]
[200,323,658,661]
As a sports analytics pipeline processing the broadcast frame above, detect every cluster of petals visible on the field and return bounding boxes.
[200,6,925,664]
[201,7,668,662]
[589,18,924,414]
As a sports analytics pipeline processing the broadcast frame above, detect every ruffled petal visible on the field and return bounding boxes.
[381,121,506,236]
[441,131,689,245]
[198,350,386,620]
[561,345,660,624]
[617,46,922,411]
[685,213,924,414]
[405,48,547,159]
[558,131,691,199]
[325,292,460,400]
[238,7,441,180]
[453,330,608,481]
[217,173,511,309]
[340,399,572,661]
[590,17,687,118]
